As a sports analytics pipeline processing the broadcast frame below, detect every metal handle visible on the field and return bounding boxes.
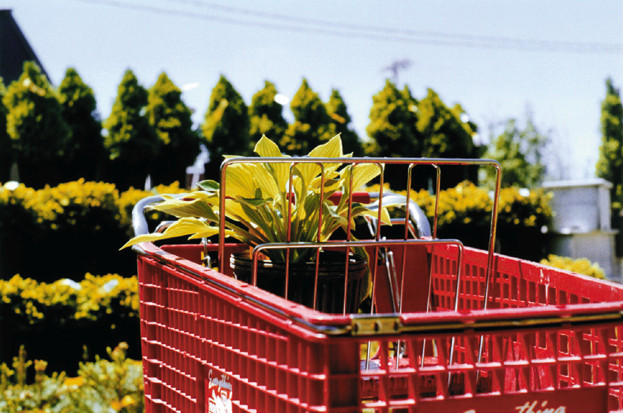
[367,192,432,238]
[131,195,164,237]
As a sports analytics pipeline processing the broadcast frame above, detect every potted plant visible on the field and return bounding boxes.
[123,134,391,313]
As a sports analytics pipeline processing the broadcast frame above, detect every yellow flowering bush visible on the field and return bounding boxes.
[0,182,36,210]
[409,181,492,227]
[498,186,553,229]
[28,179,120,230]
[0,274,139,325]
[369,181,553,259]
[0,343,143,412]
[540,254,606,280]
[0,179,187,280]
[117,181,186,235]
[373,181,553,229]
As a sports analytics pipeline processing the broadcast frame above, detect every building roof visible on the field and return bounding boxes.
[0,9,49,85]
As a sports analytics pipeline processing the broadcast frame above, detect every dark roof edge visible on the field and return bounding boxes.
[0,9,52,84]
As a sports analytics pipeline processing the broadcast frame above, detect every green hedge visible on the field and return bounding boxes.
[0,274,140,375]
[1,342,143,413]
[0,179,185,281]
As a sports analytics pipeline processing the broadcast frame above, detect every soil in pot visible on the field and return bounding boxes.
[231,250,368,314]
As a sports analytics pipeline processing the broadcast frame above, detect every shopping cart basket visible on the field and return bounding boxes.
[131,157,623,412]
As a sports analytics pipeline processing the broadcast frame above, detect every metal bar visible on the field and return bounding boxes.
[284,163,296,301]
[432,164,441,239]
[342,164,356,314]
[314,164,326,311]
[483,162,502,311]
[477,162,503,371]
[219,156,501,303]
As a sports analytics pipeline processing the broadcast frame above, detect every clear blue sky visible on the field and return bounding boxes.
[2,0,622,179]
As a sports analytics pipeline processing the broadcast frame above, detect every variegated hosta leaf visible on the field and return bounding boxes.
[297,135,344,189]
[254,135,290,191]
[223,198,250,223]
[309,177,342,196]
[351,204,393,225]
[224,163,257,198]
[342,164,382,192]
[322,203,348,239]
[254,134,282,157]
[122,218,220,249]
[253,163,280,199]
[151,192,219,220]
[308,134,343,158]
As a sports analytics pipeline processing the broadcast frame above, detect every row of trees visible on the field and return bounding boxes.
[0,63,198,189]
[1,62,483,189]
[3,61,619,196]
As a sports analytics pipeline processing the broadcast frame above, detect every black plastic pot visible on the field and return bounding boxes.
[230,250,368,314]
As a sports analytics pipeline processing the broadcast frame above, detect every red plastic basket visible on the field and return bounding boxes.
[132,157,623,412]
[135,241,623,412]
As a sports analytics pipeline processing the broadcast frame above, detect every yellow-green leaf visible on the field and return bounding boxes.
[121,218,219,249]
[225,163,256,198]
[298,135,344,188]
[253,164,280,199]
[255,135,290,191]
[344,164,382,191]
[151,192,218,220]
[254,135,282,157]
[307,134,343,158]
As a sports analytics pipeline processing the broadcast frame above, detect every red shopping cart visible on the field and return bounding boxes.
[131,157,623,412]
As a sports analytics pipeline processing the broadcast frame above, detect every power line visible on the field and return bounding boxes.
[73,0,623,55]
[163,0,623,54]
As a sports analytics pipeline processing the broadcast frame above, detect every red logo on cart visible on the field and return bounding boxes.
[206,370,233,413]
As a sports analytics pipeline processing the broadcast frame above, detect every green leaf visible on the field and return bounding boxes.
[197,180,219,192]
[236,196,267,207]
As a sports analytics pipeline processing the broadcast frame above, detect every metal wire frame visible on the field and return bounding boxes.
[218,156,502,312]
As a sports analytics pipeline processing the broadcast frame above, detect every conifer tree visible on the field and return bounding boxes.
[248,80,287,147]
[281,79,334,155]
[147,72,200,185]
[57,67,104,182]
[103,69,157,189]
[595,78,623,256]
[596,78,623,210]
[415,89,480,187]
[484,113,549,188]
[325,89,363,156]
[365,80,419,158]
[416,89,475,158]
[365,80,420,189]
[3,62,70,187]
[202,75,250,164]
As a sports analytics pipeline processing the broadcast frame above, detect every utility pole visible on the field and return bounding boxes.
[383,59,413,84]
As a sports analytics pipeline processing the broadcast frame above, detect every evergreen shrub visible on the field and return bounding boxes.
[0,274,140,374]
[0,342,143,412]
